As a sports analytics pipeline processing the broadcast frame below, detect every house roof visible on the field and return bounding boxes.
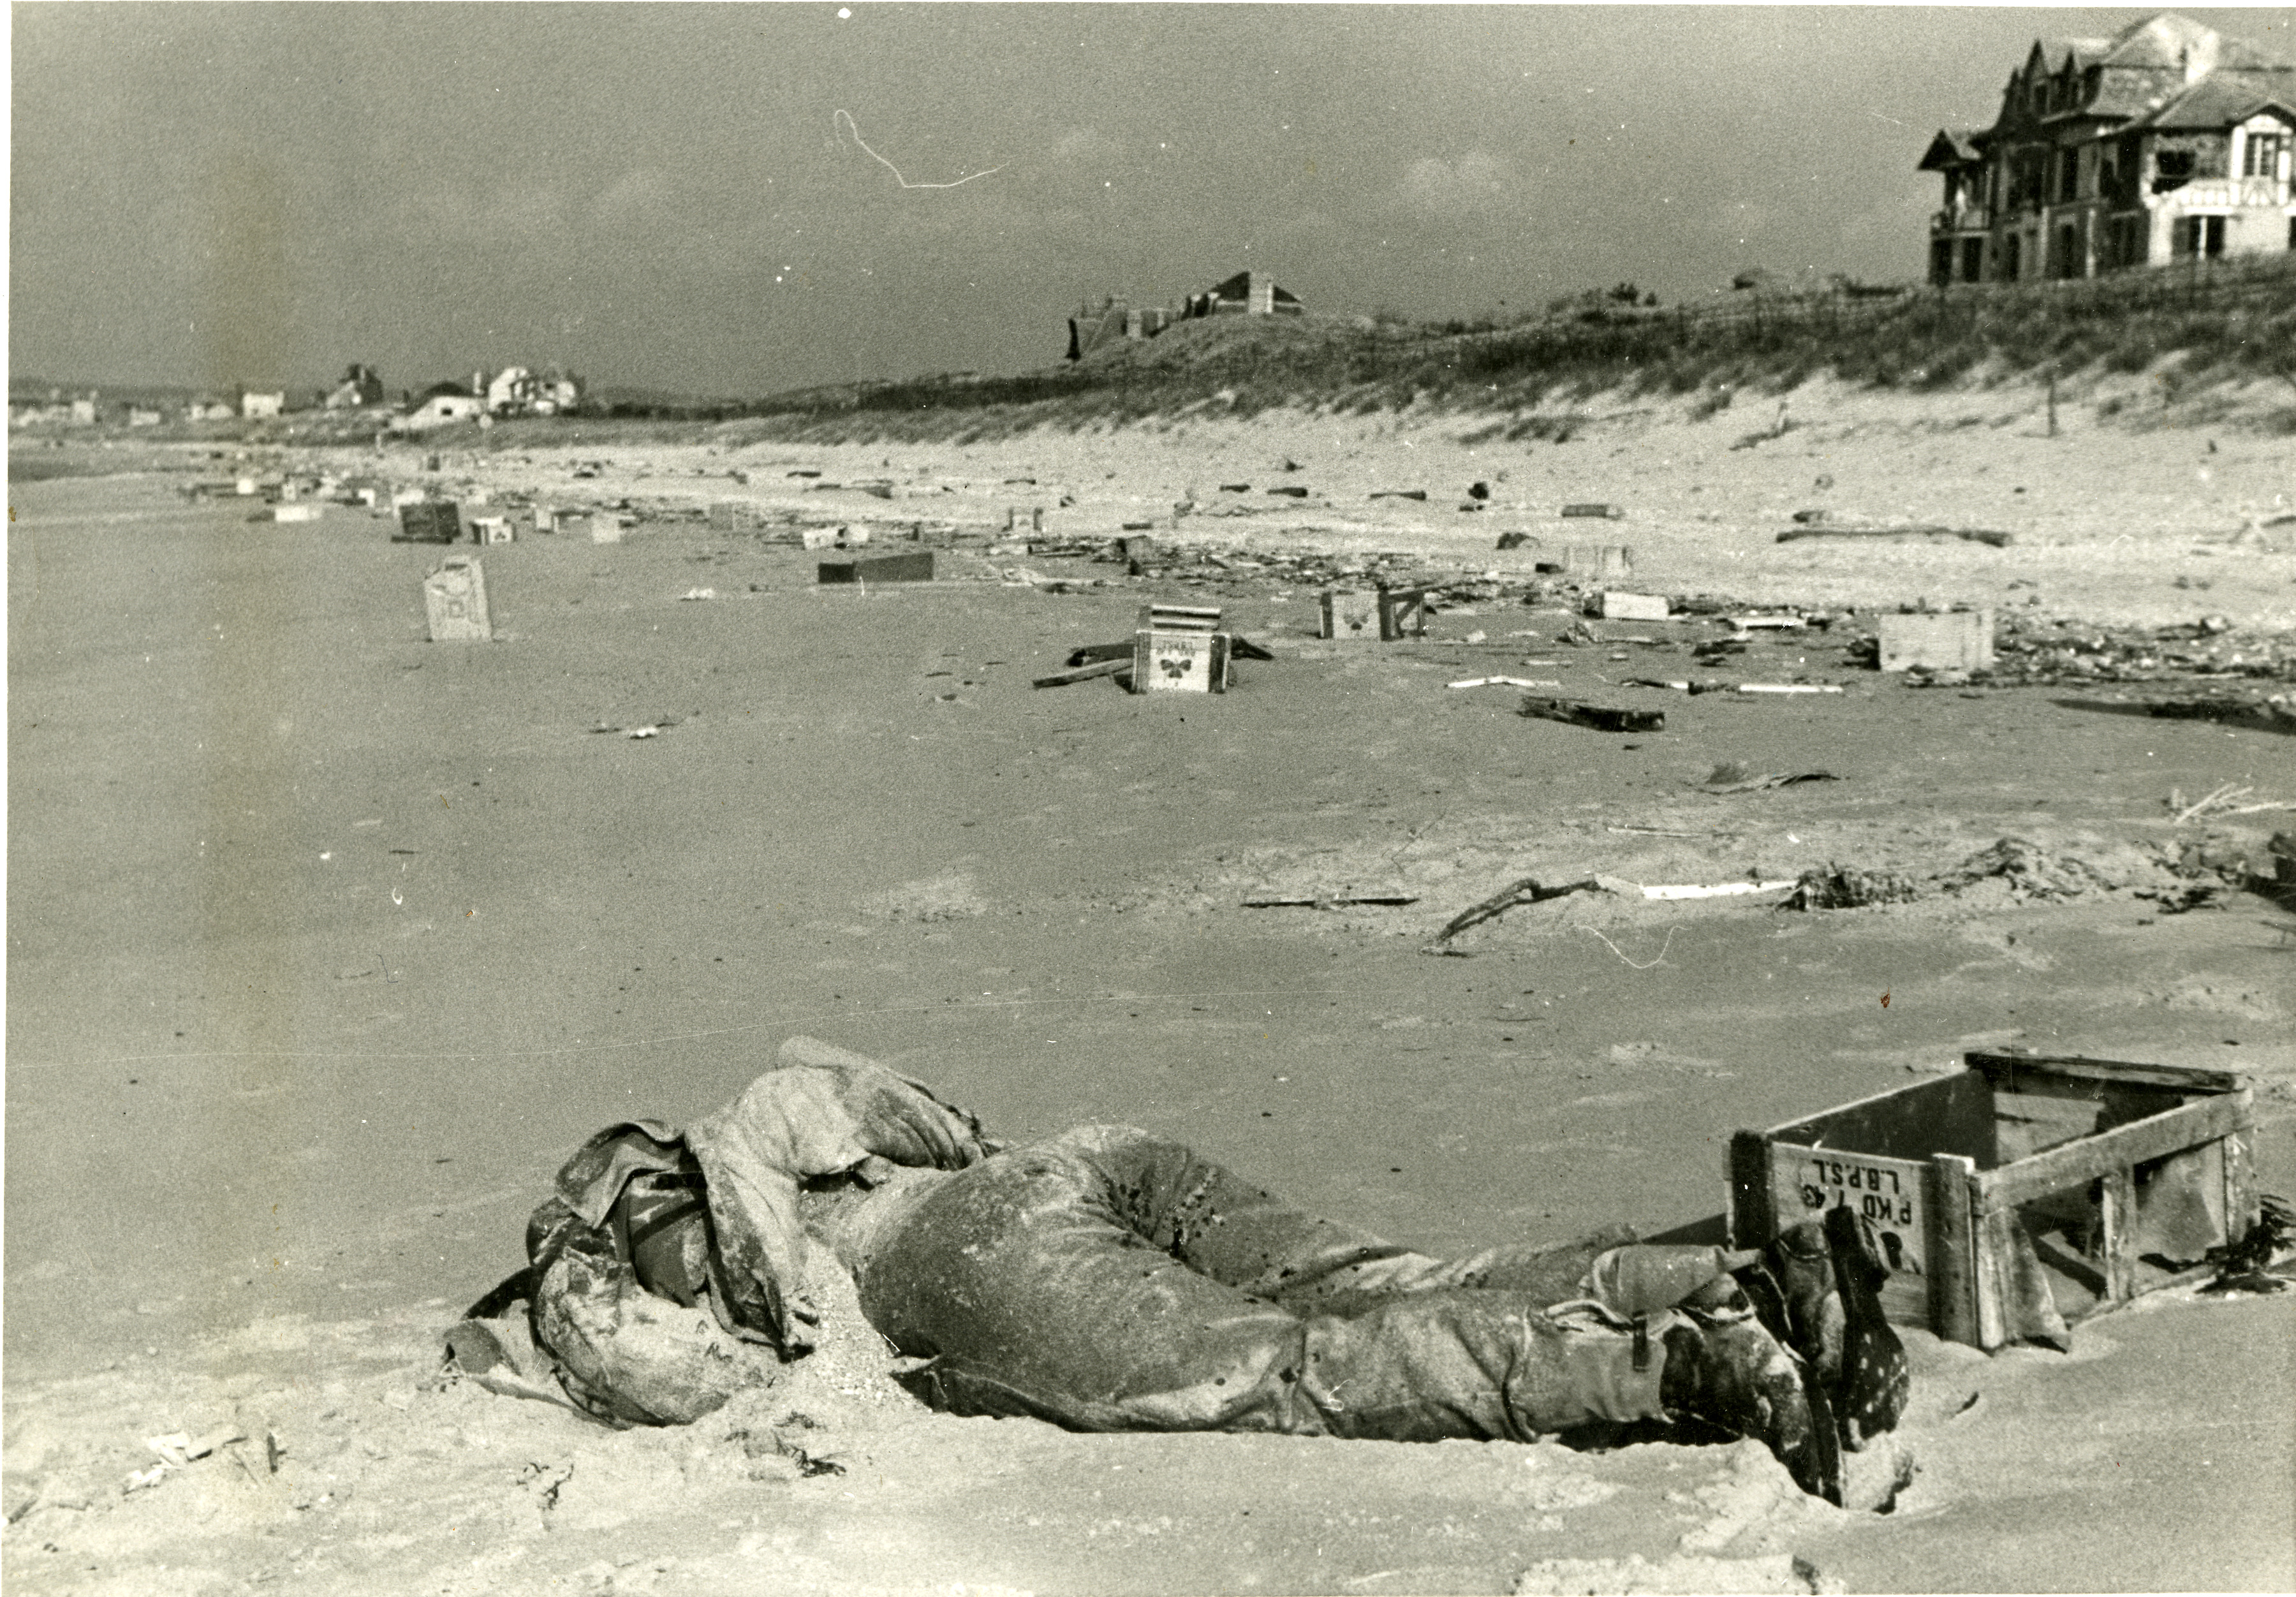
[2135,71,2296,129]
[418,382,475,400]
[1918,129,1983,168]
[1969,14,2294,140]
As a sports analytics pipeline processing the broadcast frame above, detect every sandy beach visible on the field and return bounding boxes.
[7,379,2293,1593]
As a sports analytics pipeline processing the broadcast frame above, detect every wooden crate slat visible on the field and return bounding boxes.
[1929,1154,1981,1346]
[1976,1091,2252,1212]
[1727,1131,1776,1250]
[2099,1166,2140,1303]
[1965,1052,2250,1096]
[1766,1070,1992,1166]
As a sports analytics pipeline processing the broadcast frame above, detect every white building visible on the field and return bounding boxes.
[240,391,285,418]
[397,388,487,432]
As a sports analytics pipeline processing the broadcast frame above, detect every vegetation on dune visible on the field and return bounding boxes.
[666,254,2296,444]
[20,258,2292,464]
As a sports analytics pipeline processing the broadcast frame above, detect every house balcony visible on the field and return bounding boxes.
[2162,177,2286,210]
[1932,205,1990,233]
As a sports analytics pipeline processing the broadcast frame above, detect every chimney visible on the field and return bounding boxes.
[2182,31,2219,85]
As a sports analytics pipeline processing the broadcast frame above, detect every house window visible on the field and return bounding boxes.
[2174,216,2226,258]
[1962,237,1985,281]
[2154,149,2194,191]
[2057,149,2080,202]
[2243,129,2288,178]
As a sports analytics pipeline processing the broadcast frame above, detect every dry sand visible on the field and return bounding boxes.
[6,377,2293,1594]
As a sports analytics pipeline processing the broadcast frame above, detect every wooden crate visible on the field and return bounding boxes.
[1377,588,1429,641]
[1879,610,1995,673]
[423,556,492,642]
[1132,629,1231,693]
[394,500,461,545]
[1320,590,1380,639]
[1729,1052,2256,1350]
[818,552,934,584]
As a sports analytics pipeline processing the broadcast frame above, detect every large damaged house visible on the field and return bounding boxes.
[1920,11,2294,284]
[1066,269,1304,360]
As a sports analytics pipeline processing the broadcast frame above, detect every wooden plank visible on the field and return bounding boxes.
[1727,1131,1775,1251]
[1929,1154,1980,1347]
[1977,1091,2251,1212]
[1768,1069,1994,1166]
[2099,1166,2140,1303]
[1966,1052,2249,1096]
[2225,1126,2261,1240]
[1031,657,1129,690]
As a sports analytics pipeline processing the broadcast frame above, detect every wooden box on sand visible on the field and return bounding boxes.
[1730,1052,2258,1351]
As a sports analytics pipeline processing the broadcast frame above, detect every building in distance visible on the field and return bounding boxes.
[1922,11,2295,284]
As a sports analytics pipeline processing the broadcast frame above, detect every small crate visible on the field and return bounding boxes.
[1563,544,1634,578]
[1879,610,1994,673]
[1729,1052,2258,1350]
[1377,588,1429,641]
[1133,629,1231,693]
[471,516,514,545]
[818,552,934,584]
[394,501,461,545]
[1321,590,1380,638]
[709,500,763,534]
[423,556,492,642]
[1595,591,1669,621]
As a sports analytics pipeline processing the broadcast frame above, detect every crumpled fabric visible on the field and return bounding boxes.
[466,1036,994,1425]
[853,1122,1676,1440]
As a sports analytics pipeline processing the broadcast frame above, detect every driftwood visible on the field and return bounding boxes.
[1031,658,1130,689]
[1776,525,2012,548]
[1242,892,1419,909]
[1520,696,1665,733]
[1427,875,1618,945]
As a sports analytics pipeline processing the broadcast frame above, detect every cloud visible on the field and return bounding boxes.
[1397,151,1517,217]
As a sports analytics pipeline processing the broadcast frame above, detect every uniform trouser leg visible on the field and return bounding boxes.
[853,1125,1674,1440]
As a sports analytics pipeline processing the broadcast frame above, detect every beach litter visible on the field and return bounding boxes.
[1242,890,1420,909]
[1696,765,1841,794]
[1776,520,2012,548]
[1520,696,1665,733]
[1785,865,1920,910]
[1449,675,1561,689]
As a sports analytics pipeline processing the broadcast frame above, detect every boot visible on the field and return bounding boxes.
[1823,1205,1910,1447]
[1744,1212,1908,1450]
[1660,1308,1843,1505]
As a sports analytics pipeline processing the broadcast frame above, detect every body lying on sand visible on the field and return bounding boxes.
[455,1036,1911,1509]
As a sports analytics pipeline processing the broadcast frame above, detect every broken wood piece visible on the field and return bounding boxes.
[1449,675,1561,689]
[1736,684,1843,695]
[1427,874,1624,945]
[1370,490,1428,501]
[1636,879,1797,901]
[1696,770,1839,794]
[1775,526,2013,548]
[1031,657,1130,689]
[1520,696,1665,733]
[1242,892,1420,908]
[1561,503,1627,519]
[1728,614,1807,630]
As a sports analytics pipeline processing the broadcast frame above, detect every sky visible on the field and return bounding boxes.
[11,4,2294,399]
